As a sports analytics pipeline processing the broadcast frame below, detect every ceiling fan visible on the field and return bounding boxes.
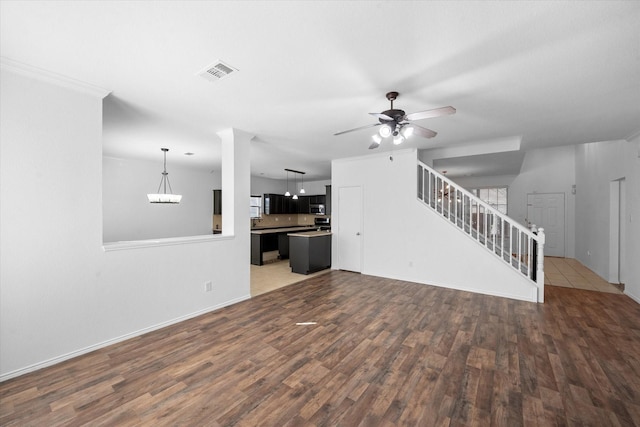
[334,91,456,149]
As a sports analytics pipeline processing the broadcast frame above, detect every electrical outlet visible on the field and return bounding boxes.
[205,281,212,292]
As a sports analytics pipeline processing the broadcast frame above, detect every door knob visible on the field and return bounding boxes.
[356,232,361,236]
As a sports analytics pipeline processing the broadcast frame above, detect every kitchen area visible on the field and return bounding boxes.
[250,182,332,295]
[214,178,333,296]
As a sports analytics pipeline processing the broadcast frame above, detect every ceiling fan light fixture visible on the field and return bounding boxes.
[401,126,414,138]
[393,135,405,145]
[379,124,392,138]
[372,134,382,144]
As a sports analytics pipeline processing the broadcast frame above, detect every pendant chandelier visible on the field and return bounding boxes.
[147,148,182,204]
[284,168,305,198]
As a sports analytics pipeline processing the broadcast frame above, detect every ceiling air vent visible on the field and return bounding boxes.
[198,60,238,83]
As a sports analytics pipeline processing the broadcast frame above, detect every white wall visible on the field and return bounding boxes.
[103,156,222,242]
[331,149,538,302]
[575,138,640,302]
[250,175,330,197]
[0,66,251,379]
[508,145,576,258]
[454,174,518,190]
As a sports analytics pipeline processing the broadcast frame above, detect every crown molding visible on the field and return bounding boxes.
[0,56,111,99]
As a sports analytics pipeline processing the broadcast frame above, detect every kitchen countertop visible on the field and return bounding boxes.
[287,230,333,238]
[250,226,315,235]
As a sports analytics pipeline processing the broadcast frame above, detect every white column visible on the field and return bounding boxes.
[217,128,254,236]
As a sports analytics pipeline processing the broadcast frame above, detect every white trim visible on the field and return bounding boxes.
[371,271,538,303]
[103,234,234,251]
[0,294,251,382]
[422,135,522,160]
[0,56,111,99]
[626,290,640,305]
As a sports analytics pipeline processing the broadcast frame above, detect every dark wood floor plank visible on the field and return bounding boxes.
[2,271,640,426]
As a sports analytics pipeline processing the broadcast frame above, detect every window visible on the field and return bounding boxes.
[471,187,508,214]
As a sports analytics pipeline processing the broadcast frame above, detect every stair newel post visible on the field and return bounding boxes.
[536,228,546,302]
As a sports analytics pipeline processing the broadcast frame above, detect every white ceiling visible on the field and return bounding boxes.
[1,1,639,181]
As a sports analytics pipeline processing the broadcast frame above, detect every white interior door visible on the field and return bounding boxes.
[527,193,565,257]
[338,186,362,273]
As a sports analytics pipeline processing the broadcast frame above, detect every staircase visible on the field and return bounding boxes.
[417,161,546,302]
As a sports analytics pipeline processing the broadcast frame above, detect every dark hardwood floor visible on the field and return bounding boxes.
[2,271,640,426]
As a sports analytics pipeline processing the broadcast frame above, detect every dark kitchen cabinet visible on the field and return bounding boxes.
[325,185,331,215]
[289,233,331,274]
[292,194,326,214]
[297,196,310,214]
[263,193,334,215]
[212,189,222,215]
[264,193,278,214]
[264,193,299,214]
[308,195,326,205]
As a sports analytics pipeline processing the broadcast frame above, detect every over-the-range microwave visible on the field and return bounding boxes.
[310,204,325,215]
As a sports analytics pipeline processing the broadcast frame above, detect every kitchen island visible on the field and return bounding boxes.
[250,226,314,265]
[288,230,332,274]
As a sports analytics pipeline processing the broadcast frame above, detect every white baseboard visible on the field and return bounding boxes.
[0,294,251,382]
[626,289,640,305]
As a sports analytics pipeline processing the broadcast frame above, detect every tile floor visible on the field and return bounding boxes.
[250,250,331,296]
[544,256,623,294]
[251,254,623,297]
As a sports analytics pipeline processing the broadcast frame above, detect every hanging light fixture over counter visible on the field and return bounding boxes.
[147,148,182,204]
[284,168,305,198]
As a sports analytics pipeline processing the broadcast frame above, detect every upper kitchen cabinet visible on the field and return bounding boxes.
[264,193,289,214]
[263,193,332,215]
[263,193,277,214]
[264,193,303,214]
[297,195,310,214]
[307,195,326,205]
[325,185,331,215]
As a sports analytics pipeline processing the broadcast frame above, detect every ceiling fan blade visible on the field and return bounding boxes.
[411,124,438,139]
[405,106,456,121]
[368,112,394,121]
[334,123,380,136]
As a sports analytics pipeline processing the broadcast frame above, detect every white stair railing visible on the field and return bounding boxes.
[417,161,545,302]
